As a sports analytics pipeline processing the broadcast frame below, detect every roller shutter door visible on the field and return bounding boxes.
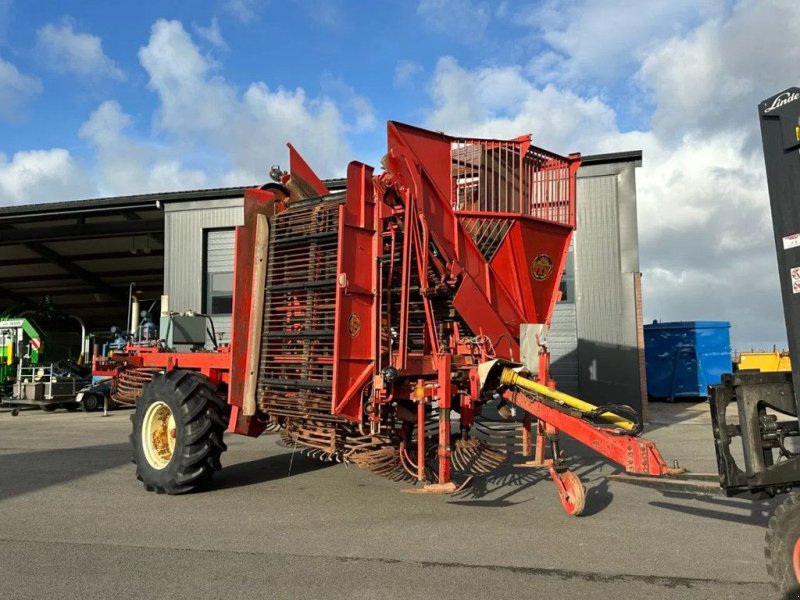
[205,229,235,345]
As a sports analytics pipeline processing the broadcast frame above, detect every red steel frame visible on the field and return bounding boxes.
[93,345,231,385]
[99,121,677,507]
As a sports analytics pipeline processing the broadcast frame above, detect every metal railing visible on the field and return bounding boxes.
[450,138,576,227]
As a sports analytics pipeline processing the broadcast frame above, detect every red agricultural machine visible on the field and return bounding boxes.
[110,122,681,514]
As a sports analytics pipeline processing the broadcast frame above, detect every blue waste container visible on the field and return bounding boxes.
[644,321,732,399]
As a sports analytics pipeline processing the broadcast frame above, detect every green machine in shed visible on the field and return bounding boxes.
[0,309,90,410]
[0,318,44,388]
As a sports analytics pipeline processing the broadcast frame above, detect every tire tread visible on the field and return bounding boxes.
[131,369,229,495]
[766,493,800,595]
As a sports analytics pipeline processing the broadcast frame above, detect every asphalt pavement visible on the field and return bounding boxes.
[0,401,781,599]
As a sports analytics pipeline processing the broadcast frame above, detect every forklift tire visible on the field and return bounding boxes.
[130,369,228,495]
[40,404,56,412]
[81,394,100,412]
[766,493,800,596]
[65,403,79,412]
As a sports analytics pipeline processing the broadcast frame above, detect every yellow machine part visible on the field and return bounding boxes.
[500,367,636,431]
[736,351,791,372]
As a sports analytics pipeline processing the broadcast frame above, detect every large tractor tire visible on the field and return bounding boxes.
[766,493,800,597]
[131,369,229,494]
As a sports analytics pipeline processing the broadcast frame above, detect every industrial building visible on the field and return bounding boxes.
[0,152,644,412]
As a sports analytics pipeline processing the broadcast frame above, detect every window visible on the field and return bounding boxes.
[204,229,235,316]
[207,271,233,315]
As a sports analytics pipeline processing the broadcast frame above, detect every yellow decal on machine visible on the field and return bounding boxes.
[531,255,554,281]
[347,312,361,337]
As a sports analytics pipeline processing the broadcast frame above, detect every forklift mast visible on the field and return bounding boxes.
[710,87,800,496]
[760,86,800,407]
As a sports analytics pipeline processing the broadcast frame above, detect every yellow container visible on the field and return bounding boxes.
[736,351,791,372]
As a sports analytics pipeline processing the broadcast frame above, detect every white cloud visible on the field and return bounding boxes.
[0,148,92,204]
[139,20,237,136]
[2,18,370,206]
[137,19,359,180]
[426,57,616,153]
[394,60,423,88]
[222,0,263,23]
[622,129,783,344]
[524,0,724,86]
[623,0,800,346]
[0,56,41,121]
[637,0,800,141]
[234,82,351,177]
[417,0,491,39]
[193,18,227,50]
[36,19,124,80]
[419,0,797,349]
[78,100,208,196]
[320,74,377,133]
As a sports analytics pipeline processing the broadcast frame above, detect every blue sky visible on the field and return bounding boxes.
[1,0,799,347]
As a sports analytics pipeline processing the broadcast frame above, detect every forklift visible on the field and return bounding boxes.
[711,86,800,596]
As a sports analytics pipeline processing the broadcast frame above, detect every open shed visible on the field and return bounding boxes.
[0,187,247,336]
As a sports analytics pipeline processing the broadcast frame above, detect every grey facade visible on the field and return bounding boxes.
[537,152,647,415]
[163,198,243,343]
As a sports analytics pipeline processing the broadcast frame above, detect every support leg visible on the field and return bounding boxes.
[534,419,547,465]
[522,413,532,457]
[436,354,452,485]
[416,399,425,482]
[415,355,464,494]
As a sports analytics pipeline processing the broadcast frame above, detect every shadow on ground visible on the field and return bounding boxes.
[648,492,781,527]
[0,443,131,503]
[0,440,335,503]
[447,455,615,512]
[208,452,334,491]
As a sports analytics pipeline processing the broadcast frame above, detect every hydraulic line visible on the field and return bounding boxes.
[499,367,636,431]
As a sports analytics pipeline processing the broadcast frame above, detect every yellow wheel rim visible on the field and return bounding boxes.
[142,401,177,470]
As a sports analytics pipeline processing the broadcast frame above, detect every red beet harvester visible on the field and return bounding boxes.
[102,121,681,512]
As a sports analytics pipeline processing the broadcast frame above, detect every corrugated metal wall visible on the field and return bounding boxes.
[164,198,243,344]
[548,245,579,395]
[576,174,624,344]
[537,158,645,412]
[575,168,643,411]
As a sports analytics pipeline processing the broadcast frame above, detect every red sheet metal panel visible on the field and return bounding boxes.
[228,189,278,424]
[490,217,573,326]
[287,143,329,198]
[331,162,377,421]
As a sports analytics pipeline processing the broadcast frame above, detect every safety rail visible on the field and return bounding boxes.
[450,137,578,227]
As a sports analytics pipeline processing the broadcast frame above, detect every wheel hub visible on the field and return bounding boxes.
[142,401,177,470]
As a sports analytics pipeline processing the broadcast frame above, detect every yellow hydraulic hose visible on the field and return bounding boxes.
[499,367,636,431]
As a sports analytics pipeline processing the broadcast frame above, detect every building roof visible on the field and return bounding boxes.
[0,178,349,221]
[580,150,643,167]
